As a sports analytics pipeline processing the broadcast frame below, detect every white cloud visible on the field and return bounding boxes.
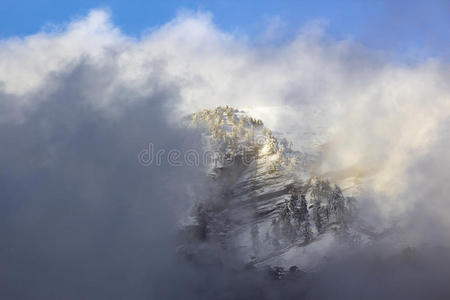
[1,8,449,222]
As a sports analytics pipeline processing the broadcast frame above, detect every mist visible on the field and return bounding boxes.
[0,8,449,299]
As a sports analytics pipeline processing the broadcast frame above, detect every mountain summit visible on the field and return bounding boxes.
[180,106,379,269]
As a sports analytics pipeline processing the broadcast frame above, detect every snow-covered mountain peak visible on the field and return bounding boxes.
[189,106,301,174]
[180,107,381,270]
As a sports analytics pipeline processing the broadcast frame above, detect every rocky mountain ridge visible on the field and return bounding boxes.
[180,106,382,269]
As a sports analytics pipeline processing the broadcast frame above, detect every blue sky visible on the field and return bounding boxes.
[0,0,449,59]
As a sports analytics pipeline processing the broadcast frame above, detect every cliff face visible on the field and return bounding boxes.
[180,106,369,269]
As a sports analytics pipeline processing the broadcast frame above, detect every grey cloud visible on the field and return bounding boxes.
[0,55,206,299]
